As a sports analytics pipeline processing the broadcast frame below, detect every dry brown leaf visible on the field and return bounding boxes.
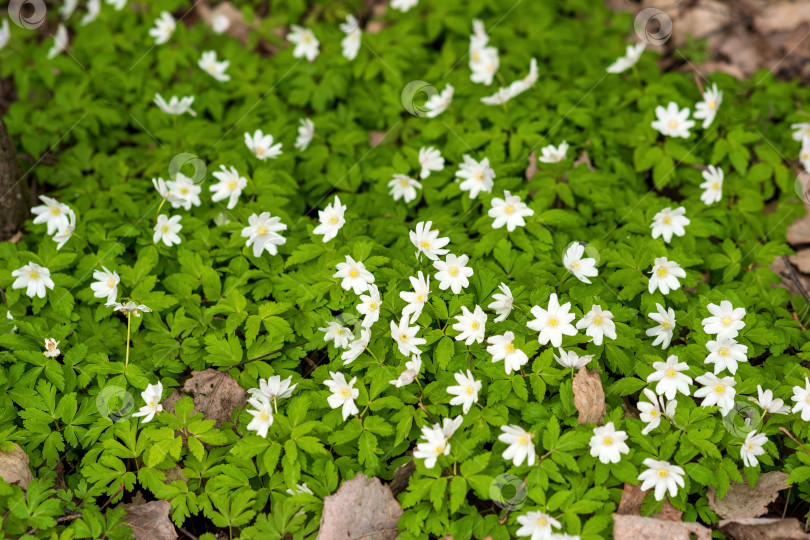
[790,249,810,274]
[572,150,595,172]
[388,459,415,496]
[525,150,538,181]
[707,471,789,520]
[0,444,33,489]
[718,517,810,540]
[168,369,247,427]
[572,367,606,424]
[616,483,682,521]
[787,207,810,246]
[612,514,712,540]
[124,500,176,540]
[318,473,402,540]
[754,2,810,33]
[195,1,253,44]
[369,131,387,147]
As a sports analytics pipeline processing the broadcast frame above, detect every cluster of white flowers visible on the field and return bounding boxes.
[469,20,499,86]
[608,46,728,203]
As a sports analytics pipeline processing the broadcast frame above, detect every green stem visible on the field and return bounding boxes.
[125,312,132,369]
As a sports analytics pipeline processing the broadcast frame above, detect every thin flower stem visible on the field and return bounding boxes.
[124,312,132,369]
[155,198,166,220]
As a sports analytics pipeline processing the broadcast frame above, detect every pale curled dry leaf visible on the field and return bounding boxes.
[572,367,606,424]
[318,473,402,540]
[616,483,682,521]
[707,471,789,520]
[123,500,176,540]
[0,443,33,489]
[718,517,810,540]
[612,514,712,540]
[164,369,247,427]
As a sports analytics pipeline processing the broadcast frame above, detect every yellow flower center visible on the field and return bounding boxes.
[662,321,670,329]
[400,333,408,342]
[537,518,547,527]
[667,370,675,377]
[593,316,602,324]
[50,207,60,215]
[162,225,169,233]
[658,469,668,477]
[668,120,678,128]
[229,181,237,189]
[471,321,479,329]
[519,436,528,444]
[476,172,483,180]
[466,386,474,394]
[657,268,667,277]
[30,270,39,279]
[603,437,613,445]
[663,216,672,224]
[400,178,410,187]
[368,302,377,311]
[650,410,658,417]
[708,100,716,109]
[435,444,445,453]
[421,241,430,248]
[506,342,515,353]
[712,181,719,190]
[350,269,358,277]
[341,388,350,397]
[505,205,515,214]
[450,268,458,276]
[260,412,269,421]
[149,401,156,408]
[548,318,557,327]
[715,385,725,393]
[256,147,265,156]
[258,227,267,235]
[719,348,728,357]
[722,317,731,326]
[107,279,115,288]
[329,215,338,224]
[416,294,424,302]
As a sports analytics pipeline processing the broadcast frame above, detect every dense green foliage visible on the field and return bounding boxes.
[1,0,810,538]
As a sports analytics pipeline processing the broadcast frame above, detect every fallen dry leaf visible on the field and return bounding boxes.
[525,150,538,181]
[369,131,387,147]
[790,249,810,274]
[754,1,810,33]
[573,367,606,424]
[165,369,247,427]
[195,1,253,44]
[718,517,810,540]
[124,500,176,540]
[388,458,415,496]
[616,483,682,521]
[318,473,402,540]
[612,514,712,540]
[788,215,810,246]
[707,471,789,520]
[0,444,33,489]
